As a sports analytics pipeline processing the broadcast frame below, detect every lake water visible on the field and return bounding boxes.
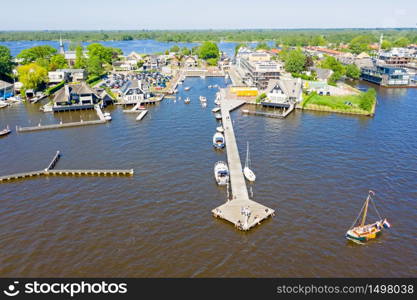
[0,39,271,57]
[0,76,416,277]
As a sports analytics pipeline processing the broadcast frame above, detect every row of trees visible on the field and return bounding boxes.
[13,43,122,92]
[0,46,13,81]
[1,29,416,45]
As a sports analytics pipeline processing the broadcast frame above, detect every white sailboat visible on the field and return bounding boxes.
[243,142,256,182]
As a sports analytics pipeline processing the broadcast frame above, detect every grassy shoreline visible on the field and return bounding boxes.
[300,89,376,116]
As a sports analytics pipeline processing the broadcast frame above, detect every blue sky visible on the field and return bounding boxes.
[1,0,416,30]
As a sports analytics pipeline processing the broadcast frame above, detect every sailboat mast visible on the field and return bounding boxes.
[361,194,370,226]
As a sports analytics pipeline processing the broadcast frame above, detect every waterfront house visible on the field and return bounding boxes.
[183,55,198,68]
[361,63,410,87]
[143,55,160,70]
[237,58,283,89]
[0,80,14,100]
[378,48,413,66]
[53,82,100,111]
[119,80,147,104]
[263,78,303,107]
[48,69,87,84]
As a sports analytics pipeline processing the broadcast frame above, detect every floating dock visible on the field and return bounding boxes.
[212,91,275,230]
[17,105,108,133]
[0,151,134,183]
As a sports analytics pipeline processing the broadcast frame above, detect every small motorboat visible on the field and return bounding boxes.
[0,101,9,109]
[214,161,229,186]
[199,96,207,103]
[184,97,191,104]
[184,87,191,91]
[215,113,222,120]
[243,142,256,182]
[345,190,391,244]
[212,132,225,149]
[0,125,11,137]
[103,112,112,121]
[216,126,224,133]
[208,85,213,88]
[212,107,221,113]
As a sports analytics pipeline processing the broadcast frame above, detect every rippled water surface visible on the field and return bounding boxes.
[0,78,416,277]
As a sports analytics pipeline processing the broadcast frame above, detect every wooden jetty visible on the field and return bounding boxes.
[212,91,275,230]
[17,105,108,133]
[0,151,134,183]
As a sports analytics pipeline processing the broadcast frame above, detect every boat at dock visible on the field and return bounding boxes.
[184,97,191,104]
[0,101,9,109]
[212,107,221,113]
[216,126,224,133]
[345,190,391,243]
[0,125,11,137]
[214,161,229,186]
[243,142,256,182]
[136,110,148,121]
[214,92,220,105]
[212,132,225,149]
[214,113,222,120]
[184,87,191,91]
[103,112,112,121]
[199,96,207,103]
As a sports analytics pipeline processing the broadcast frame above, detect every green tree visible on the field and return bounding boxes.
[17,62,48,90]
[0,46,13,77]
[255,42,270,50]
[312,35,327,46]
[320,55,345,75]
[170,45,180,53]
[136,60,144,69]
[86,56,104,76]
[49,54,68,71]
[87,43,114,64]
[256,93,267,104]
[283,49,306,73]
[17,45,57,64]
[393,37,410,48]
[181,47,191,56]
[197,42,219,61]
[234,43,247,55]
[345,64,361,79]
[381,40,392,50]
[348,35,374,54]
[74,46,87,69]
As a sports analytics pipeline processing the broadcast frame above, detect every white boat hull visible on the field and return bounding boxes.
[243,167,256,182]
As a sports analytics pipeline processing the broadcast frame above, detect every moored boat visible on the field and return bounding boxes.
[212,132,225,149]
[184,86,191,91]
[215,113,222,120]
[184,97,191,104]
[212,107,221,113]
[199,96,207,102]
[345,191,391,243]
[0,101,9,109]
[103,112,112,121]
[0,125,11,137]
[243,141,256,182]
[216,126,224,133]
[214,161,229,186]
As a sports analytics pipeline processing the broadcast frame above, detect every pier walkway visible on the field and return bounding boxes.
[0,151,134,183]
[18,105,108,133]
[212,91,275,230]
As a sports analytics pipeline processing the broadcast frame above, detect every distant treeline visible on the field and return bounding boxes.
[1,29,416,45]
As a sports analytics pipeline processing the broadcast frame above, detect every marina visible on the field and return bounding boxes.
[0,67,415,277]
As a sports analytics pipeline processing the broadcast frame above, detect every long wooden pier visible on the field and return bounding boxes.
[212,91,275,230]
[0,151,134,183]
[17,105,108,133]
